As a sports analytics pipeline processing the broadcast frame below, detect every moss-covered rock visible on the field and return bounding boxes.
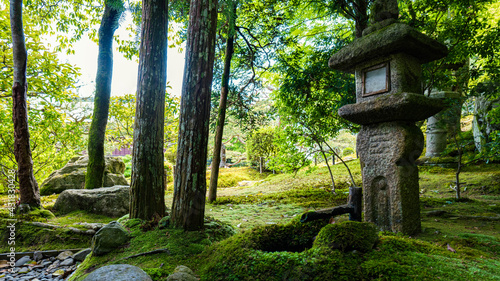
[313,221,379,252]
[40,156,128,195]
[91,221,130,256]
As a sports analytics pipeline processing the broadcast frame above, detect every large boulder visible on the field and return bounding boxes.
[91,221,130,256]
[40,156,128,195]
[53,185,129,217]
[83,264,151,281]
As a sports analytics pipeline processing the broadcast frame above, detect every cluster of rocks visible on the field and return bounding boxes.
[0,249,90,281]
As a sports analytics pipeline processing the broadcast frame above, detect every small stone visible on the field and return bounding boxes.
[60,258,74,266]
[15,256,31,267]
[173,265,195,276]
[52,269,65,277]
[46,260,60,272]
[56,251,74,261]
[19,267,30,274]
[73,248,92,262]
[41,260,52,267]
[33,251,43,262]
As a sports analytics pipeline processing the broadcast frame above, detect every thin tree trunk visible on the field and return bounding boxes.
[129,0,168,220]
[10,0,40,208]
[85,0,123,189]
[317,142,335,193]
[453,134,462,199]
[171,0,218,231]
[208,5,236,203]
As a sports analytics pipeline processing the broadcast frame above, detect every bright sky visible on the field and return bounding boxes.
[55,17,185,98]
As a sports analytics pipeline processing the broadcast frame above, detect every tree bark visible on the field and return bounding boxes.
[10,0,40,208]
[171,0,218,231]
[85,0,123,189]
[129,0,168,220]
[208,6,236,203]
[354,0,369,38]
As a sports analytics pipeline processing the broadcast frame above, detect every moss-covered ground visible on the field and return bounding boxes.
[1,159,499,280]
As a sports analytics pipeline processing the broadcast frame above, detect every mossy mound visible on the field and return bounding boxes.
[199,218,500,281]
[313,221,379,252]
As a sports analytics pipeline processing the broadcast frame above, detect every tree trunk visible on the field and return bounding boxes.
[208,6,236,203]
[85,0,123,189]
[171,0,218,231]
[10,0,40,208]
[354,0,369,38]
[317,142,335,193]
[129,0,168,221]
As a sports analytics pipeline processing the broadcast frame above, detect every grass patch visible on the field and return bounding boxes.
[206,167,270,188]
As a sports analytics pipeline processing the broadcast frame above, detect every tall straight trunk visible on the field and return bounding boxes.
[208,5,236,203]
[85,0,123,189]
[10,0,40,208]
[129,0,168,220]
[171,0,218,231]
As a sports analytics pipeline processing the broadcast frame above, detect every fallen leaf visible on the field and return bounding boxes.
[447,244,456,253]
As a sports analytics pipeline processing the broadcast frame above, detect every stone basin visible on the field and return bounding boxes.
[338,92,444,125]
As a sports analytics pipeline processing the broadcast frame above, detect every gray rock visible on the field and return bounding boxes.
[59,258,74,266]
[91,221,129,256]
[18,267,30,274]
[166,266,198,281]
[15,256,31,267]
[167,272,198,281]
[173,266,195,276]
[56,251,74,261]
[33,251,43,262]
[40,156,128,195]
[18,204,31,214]
[53,185,130,217]
[83,264,152,281]
[73,248,92,262]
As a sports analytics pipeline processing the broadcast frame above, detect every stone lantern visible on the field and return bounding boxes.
[329,2,448,235]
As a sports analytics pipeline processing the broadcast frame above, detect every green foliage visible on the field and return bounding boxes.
[0,7,86,191]
[246,126,277,167]
[342,147,354,156]
[267,127,312,174]
[106,92,179,156]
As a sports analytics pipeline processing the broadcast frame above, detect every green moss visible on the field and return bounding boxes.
[213,187,348,208]
[69,217,235,281]
[207,167,270,188]
[313,221,379,252]
[17,208,56,221]
[0,220,92,252]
